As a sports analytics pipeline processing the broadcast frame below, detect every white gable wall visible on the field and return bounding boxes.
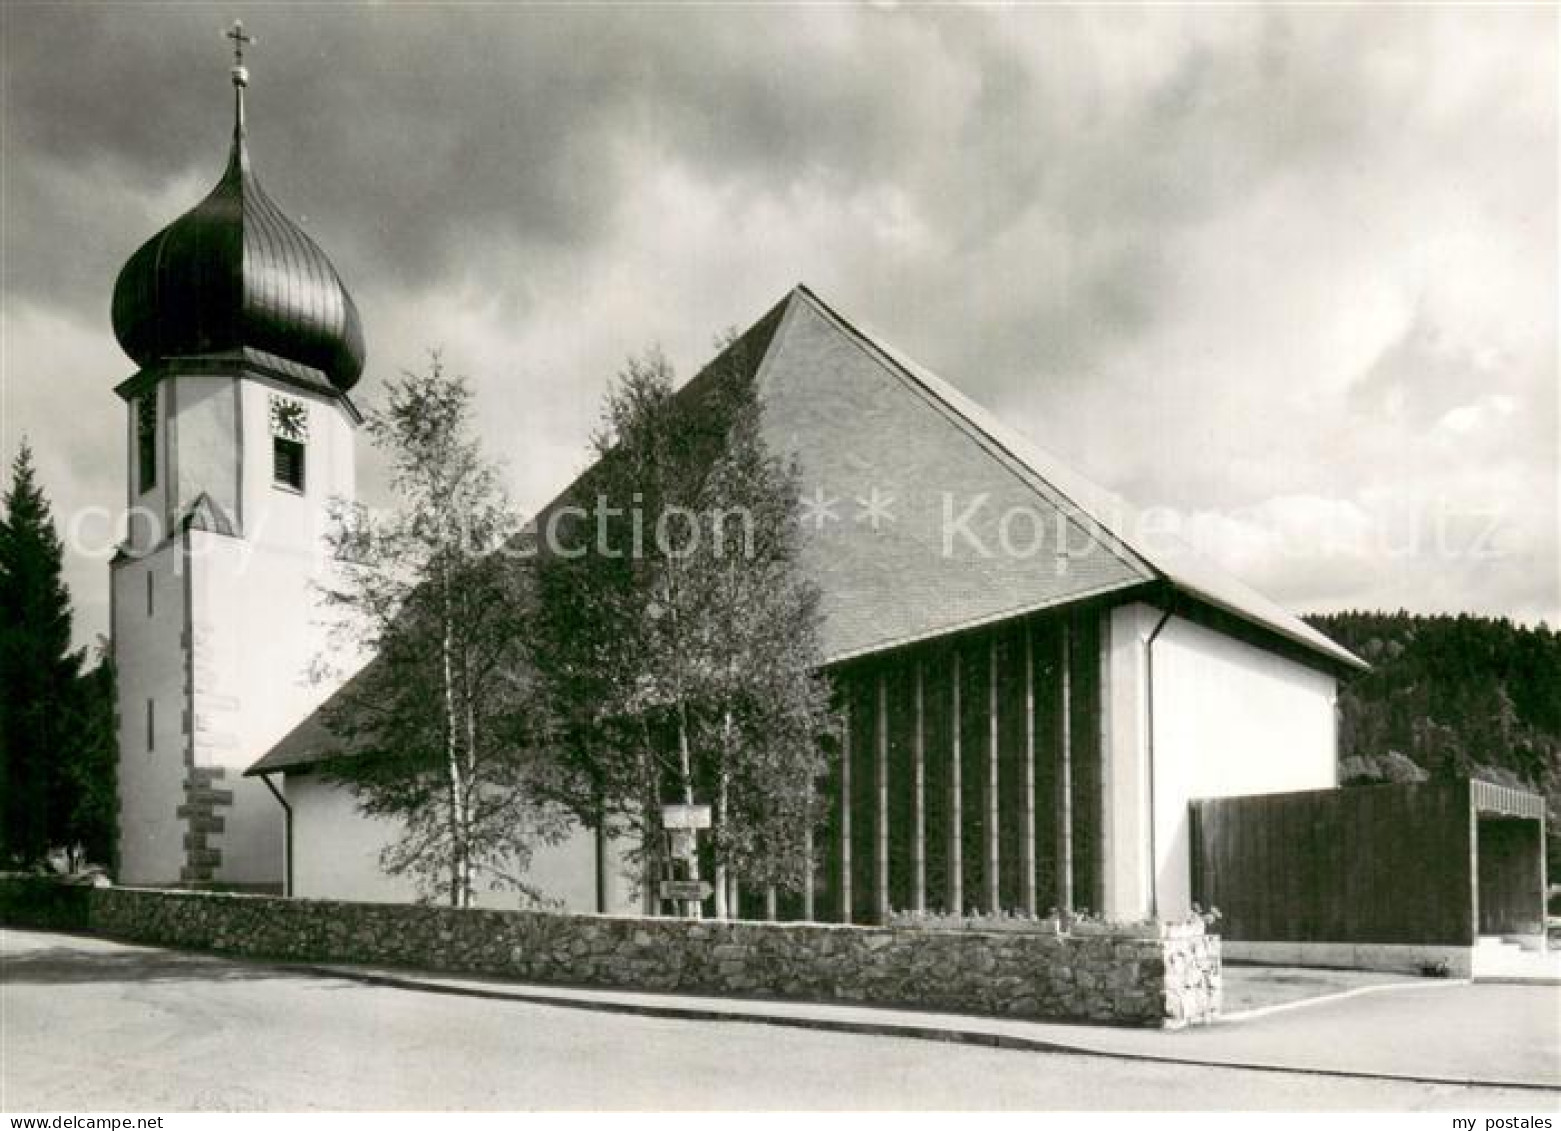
[1100,601,1338,921]
[1149,613,1337,916]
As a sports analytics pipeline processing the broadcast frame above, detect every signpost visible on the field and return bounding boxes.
[659,880,714,902]
[661,803,713,918]
[660,804,712,830]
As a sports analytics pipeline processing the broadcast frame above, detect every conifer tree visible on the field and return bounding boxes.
[63,645,119,871]
[0,443,82,866]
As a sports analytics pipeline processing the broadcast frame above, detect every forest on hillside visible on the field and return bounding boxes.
[1305,611,1561,873]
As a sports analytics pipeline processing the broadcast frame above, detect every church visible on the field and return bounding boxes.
[111,34,1366,924]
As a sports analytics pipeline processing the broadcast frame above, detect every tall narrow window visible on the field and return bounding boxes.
[146,572,154,617]
[146,698,155,752]
[269,396,308,492]
[137,393,157,494]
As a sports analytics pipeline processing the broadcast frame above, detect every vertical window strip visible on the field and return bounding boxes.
[137,393,158,494]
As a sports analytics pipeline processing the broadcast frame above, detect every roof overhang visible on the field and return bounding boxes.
[821,579,1366,681]
[1469,779,1546,820]
[114,349,363,425]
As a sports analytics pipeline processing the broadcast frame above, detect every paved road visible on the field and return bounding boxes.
[2,929,1556,1112]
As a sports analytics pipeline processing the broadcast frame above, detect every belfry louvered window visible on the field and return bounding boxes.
[273,437,305,491]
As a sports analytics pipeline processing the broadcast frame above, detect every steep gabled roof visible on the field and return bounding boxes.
[750,288,1152,661]
[783,286,1365,671]
[248,283,1362,778]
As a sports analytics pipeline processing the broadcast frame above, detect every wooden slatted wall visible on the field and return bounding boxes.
[1190,781,1476,946]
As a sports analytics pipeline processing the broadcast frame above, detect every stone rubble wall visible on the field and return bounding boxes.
[24,885,1221,1027]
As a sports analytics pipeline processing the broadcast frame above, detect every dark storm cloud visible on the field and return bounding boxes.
[6,4,1431,373]
[6,7,1375,328]
[8,5,976,309]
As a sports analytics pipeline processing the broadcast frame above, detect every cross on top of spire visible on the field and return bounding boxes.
[226,20,255,67]
[226,20,255,91]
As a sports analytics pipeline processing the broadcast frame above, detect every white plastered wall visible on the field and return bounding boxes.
[112,544,187,885]
[113,367,361,888]
[171,375,241,525]
[1101,602,1337,921]
[187,377,360,886]
[283,773,640,913]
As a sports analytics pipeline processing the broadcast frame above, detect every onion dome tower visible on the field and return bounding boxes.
[110,23,365,893]
[111,24,364,391]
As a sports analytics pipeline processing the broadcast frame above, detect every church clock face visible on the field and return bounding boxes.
[269,396,309,441]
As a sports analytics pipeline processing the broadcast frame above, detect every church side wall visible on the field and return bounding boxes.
[288,773,420,903]
[1102,603,1338,921]
[286,773,638,913]
[1148,612,1337,918]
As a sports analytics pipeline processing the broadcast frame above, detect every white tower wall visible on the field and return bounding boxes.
[113,365,357,888]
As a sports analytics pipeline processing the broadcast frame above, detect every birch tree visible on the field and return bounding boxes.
[532,351,708,907]
[534,338,834,917]
[687,382,832,915]
[318,357,566,907]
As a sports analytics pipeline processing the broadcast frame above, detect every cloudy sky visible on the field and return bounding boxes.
[2,3,1556,648]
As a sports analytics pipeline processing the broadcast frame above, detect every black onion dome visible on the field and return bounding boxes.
[112,93,365,392]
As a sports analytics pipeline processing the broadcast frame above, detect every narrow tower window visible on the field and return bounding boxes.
[146,698,155,752]
[273,437,306,491]
[146,572,154,617]
[137,393,157,494]
[269,396,308,492]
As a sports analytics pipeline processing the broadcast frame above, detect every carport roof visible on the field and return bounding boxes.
[1469,780,1547,819]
